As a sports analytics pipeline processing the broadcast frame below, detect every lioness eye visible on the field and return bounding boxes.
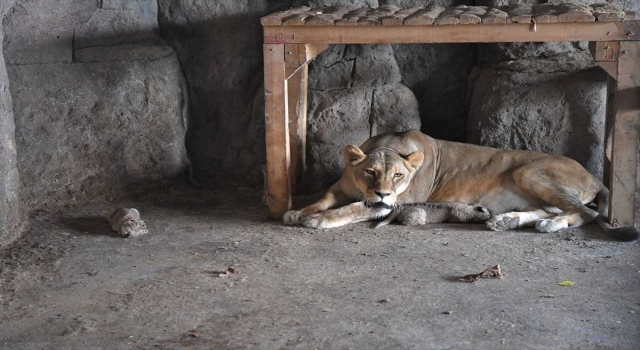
[393,173,403,179]
[365,169,375,175]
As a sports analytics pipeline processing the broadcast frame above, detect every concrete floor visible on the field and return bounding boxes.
[1,184,639,350]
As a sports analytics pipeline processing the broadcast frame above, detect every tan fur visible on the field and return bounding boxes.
[284,130,602,232]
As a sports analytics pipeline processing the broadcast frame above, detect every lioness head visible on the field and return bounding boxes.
[343,145,424,208]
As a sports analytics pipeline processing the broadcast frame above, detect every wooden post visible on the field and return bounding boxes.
[264,44,292,218]
[289,63,308,189]
[608,41,640,227]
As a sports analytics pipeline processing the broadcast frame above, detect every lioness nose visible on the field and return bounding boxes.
[375,191,391,198]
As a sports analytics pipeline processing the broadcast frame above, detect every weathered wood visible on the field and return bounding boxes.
[459,6,487,25]
[261,6,311,26]
[286,64,308,192]
[602,76,616,194]
[507,4,532,24]
[262,4,633,27]
[282,14,311,26]
[264,44,291,218]
[358,16,382,26]
[381,7,421,25]
[482,8,510,24]
[533,4,558,23]
[434,6,464,25]
[592,3,625,22]
[305,14,335,26]
[625,11,638,21]
[555,4,594,22]
[590,41,620,79]
[589,41,620,62]
[404,7,444,25]
[608,41,640,227]
[265,21,640,44]
[336,16,359,26]
[284,43,329,80]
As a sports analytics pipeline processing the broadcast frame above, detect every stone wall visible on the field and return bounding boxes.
[0,0,23,247]
[3,0,189,211]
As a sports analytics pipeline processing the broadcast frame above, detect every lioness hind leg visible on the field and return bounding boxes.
[486,207,556,231]
[535,207,598,233]
[513,161,601,233]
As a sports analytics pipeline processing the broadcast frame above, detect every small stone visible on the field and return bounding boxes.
[442,311,452,315]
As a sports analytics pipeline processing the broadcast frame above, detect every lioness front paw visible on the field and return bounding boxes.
[535,218,568,233]
[283,210,303,225]
[302,213,330,229]
[486,214,520,231]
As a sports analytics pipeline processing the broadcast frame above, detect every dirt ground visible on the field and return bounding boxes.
[1,184,639,350]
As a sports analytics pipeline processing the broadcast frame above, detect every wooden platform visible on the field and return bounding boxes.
[261,5,640,231]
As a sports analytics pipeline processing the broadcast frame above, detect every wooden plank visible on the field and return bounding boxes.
[589,41,620,62]
[608,41,640,227]
[404,7,444,25]
[284,43,329,79]
[533,4,558,23]
[434,7,464,25]
[286,66,302,191]
[265,21,640,44]
[381,6,421,25]
[282,14,310,26]
[459,6,487,25]
[592,3,625,22]
[264,44,291,218]
[602,76,616,192]
[555,4,595,22]
[261,6,311,26]
[297,65,309,187]
[507,4,532,24]
[305,43,329,61]
[482,7,510,24]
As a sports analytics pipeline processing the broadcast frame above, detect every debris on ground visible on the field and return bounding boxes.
[557,280,575,286]
[379,298,391,303]
[460,265,504,282]
[212,267,237,277]
[106,208,149,238]
[442,311,453,315]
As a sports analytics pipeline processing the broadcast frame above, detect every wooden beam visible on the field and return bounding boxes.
[264,44,291,218]
[266,21,640,44]
[608,41,640,227]
[306,43,330,61]
[284,43,329,79]
[590,41,620,78]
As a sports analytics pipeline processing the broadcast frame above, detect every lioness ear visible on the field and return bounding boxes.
[406,151,424,170]
[343,145,366,166]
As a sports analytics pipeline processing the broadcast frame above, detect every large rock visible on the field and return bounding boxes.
[157,0,294,184]
[3,0,189,210]
[8,51,189,208]
[467,52,607,179]
[0,0,23,247]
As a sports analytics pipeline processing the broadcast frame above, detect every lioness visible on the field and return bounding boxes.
[284,130,638,241]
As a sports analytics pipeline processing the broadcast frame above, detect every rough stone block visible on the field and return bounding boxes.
[8,51,189,208]
[467,52,606,179]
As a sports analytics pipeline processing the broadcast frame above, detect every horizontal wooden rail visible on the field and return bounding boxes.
[265,21,640,44]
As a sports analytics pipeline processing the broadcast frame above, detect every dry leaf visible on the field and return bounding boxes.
[461,265,504,282]
[557,280,575,286]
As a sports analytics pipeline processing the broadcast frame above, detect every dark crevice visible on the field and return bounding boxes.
[368,88,376,137]
[348,57,357,89]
